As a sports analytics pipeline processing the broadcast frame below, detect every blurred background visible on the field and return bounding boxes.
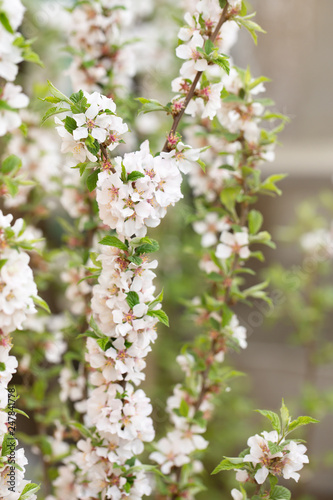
[11,0,333,499]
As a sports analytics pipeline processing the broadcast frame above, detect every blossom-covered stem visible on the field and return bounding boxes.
[162,1,230,152]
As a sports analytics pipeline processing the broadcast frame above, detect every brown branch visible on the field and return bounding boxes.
[162,2,230,153]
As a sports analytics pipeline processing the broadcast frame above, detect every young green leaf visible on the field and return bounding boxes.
[126,291,140,309]
[255,409,280,432]
[99,235,128,252]
[147,309,169,327]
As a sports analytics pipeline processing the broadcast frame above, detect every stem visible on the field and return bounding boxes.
[162,2,230,153]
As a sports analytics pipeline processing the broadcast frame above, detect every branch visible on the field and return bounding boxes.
[162,2,231,152]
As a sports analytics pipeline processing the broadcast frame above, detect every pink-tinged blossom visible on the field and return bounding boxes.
[243,431,283,484]
[193,213,230,247]
[186,82,223,120]
[150,430,192,474]
[216,229,250,260]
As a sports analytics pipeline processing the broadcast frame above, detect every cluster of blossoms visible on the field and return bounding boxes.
[0,212,40,499]
[0,0,29,136]
[148,1,288,498]
[49,86,206,498]
[170,0,241,121]
[3,111,62,208]
[65,0,154,93]
[213,404,317,500]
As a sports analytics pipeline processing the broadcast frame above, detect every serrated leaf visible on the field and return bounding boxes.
[96,337,112,351]
[99,236,128,252]
[147,309,169,327]
[236,14,266,45]
[41,106,68,124]
[270,486,291,500]
[47,81,72,104]
[70,90,84,103]
[288,416,319,432]
[211,458,244,474]
[128,255,142,265]
[136,238,159,254]
[136,98,167,115]
[255,409,280,432]
[204,39,215,55]
[126,291,140,309]
[127,171,145,182]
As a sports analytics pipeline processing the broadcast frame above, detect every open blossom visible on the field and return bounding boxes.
[0,247,37,335]
[0,30,23,82]
[0,83,29,136]
[216,229,250,260]
[243,431,309,484]
[96,140,183,237]
[193,212,230,247]
[55,90,128,162]
[186,82,223,120]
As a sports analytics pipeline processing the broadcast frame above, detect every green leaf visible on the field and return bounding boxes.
[136,97,167,115]
[64,115,78,134]
[261,174,287,196]
[18,482,40,500]
[85,134,100,156]
[41,106,68,124]
[147,309,169,327]
[255,409,280,433]
[135,238,159,254]
[47,81,72,105]
[127,171,145,182]
[70,90,84,103]
[99,236,128,252]
[70,422,93,439]
[126,291,140,309]
[248,209,263,234]
[96,337,112,351]
[204,39,215,55]
[211,458,244,474]
[4,178,19,197]
[270,486,291,500]
[0,100,16,111]
[128,255,142,266]
[23,49,43,66]
[235,14,266,45]
[179,399,189,417]
[220,186,242,214]
[219,0,227,7]
[268,441,285,455]
[32,296,50,314]
[0,362,5,371]
[288,416,319,432]
[0,12,13,33]
[214,55,230,74]
[1,155,22,174]
[86,169,99,192]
